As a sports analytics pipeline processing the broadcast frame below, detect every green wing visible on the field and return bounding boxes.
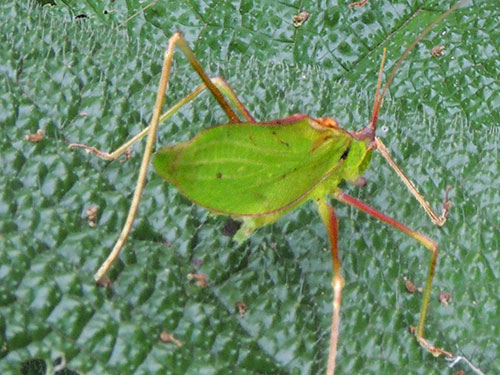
[153,117,351,216]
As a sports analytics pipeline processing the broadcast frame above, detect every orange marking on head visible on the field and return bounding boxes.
[316,117,339,129]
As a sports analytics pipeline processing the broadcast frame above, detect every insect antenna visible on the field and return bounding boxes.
[368,0,468,139]
[368,48,386,140]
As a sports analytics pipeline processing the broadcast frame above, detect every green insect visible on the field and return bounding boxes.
[70,1,477,374]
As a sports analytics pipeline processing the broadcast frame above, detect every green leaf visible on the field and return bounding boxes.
[1,1,498,375]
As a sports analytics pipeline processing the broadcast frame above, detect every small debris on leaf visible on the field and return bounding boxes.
[454,370,465,375]
[86,206,98,227]
[160,331,183,347]
[25,129,44,143]
[403,276,422,293]
[438,291,451,306]
[431,45,445,57]
[293,11,310,28]
[353,176,366,187]
[235,301,248,317]
[187,273,208,288]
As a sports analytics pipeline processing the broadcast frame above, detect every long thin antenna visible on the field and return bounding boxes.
[370,0,468,135]
[117,0,159,28]
[369,48,387,135]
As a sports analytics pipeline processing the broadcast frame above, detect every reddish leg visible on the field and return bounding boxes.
[348,0,367,8]
[316,197,344,375]
[332,190,453,358]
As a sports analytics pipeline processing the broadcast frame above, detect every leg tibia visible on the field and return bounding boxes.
[69,76,256,162]
[316,197,343,375]
[211,77,255,122]
[333,190,452,359]
[92,32,254,282]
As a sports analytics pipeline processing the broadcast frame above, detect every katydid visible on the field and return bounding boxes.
[69,1,475,374]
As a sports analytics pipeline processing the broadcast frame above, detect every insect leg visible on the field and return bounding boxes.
[69,83,208,160]
[90,32,250,283]
[375,137,451,226]
[211,76,256,122]
[316,197,344,375]
[333,190,453,359]
[69,75,257,160]
[348,0,367,8]
[92,32,259,282]
[92,33,183,283]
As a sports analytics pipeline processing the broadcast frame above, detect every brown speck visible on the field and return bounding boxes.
[439,291,451,306]
[272,131,277,135]
[348,0,368,8]
[455,371,465,375]
[431,45,445,57]
[293,11,310,28]
[403,276,422,293]
[353,176,366,187]
[188,273,208,288]
[96,276,112,288]
[160,331,183,347]
[216,172,222,179]
[235,301,247,317]
[25,129,44,143]
[280,140,289,147]
[86,206,98,227]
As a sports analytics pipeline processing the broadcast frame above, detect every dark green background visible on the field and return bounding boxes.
[1,1,498,374]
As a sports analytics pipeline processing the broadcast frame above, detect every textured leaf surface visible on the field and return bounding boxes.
[1,1,499,375]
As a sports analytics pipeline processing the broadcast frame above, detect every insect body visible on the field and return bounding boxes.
[154,115,371,240]
[68,1,478,374]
